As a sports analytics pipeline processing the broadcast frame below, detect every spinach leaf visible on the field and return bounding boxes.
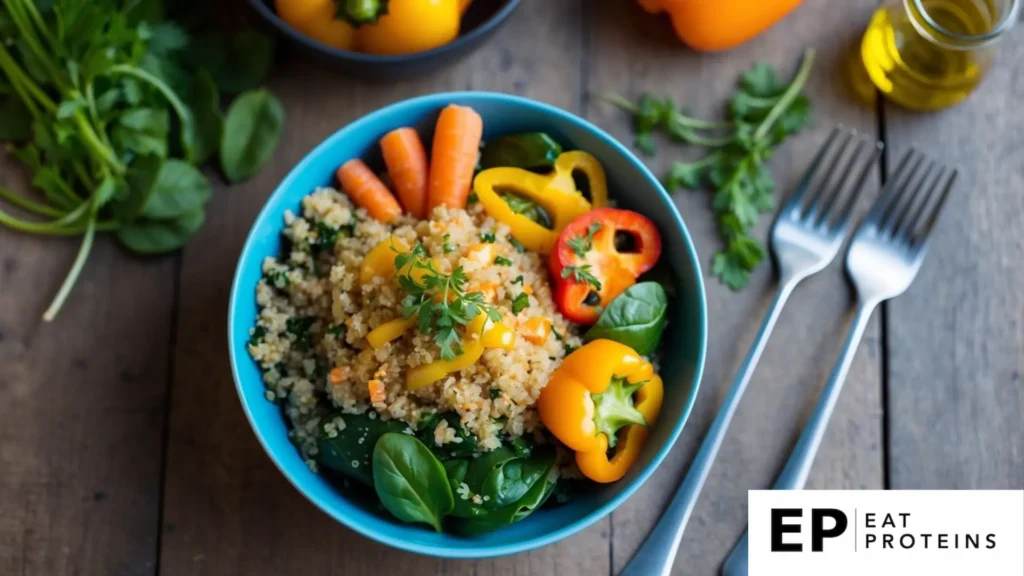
[317,412,407,486]
[115,155,162,224]
[483,446,555,508]
[584,282,668,356]
[372,433,454,532]
[141,159,212,220]
[417,412,477,459]
[479,133,562,171]
[452,476,556,535]
[116,209,205,255]
[111,107,171,158]
[220,89,284,183]
[186,69,222,165]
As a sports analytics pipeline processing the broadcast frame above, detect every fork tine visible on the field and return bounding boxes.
[785,126,843,215]
[815,138,868,227]
[883,158,938,237]
[864,149,924,225]
[893,165,945,241]
[804,130,855,218]
[910,168,958,249]
[833,142,884,229]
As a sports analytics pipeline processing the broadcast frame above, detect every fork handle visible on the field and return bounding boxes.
[618,281,798,576]
[720,301,878,576]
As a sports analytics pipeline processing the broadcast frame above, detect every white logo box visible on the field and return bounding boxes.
[749,490,1024,576]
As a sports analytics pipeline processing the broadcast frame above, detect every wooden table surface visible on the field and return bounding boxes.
[2,1,1022,574]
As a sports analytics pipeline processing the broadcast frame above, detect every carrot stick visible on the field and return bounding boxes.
[427,104,483,213]
[336,159,403,223]
[380,127,429,219]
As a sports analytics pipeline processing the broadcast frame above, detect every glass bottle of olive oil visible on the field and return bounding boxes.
[860,0,1020,111]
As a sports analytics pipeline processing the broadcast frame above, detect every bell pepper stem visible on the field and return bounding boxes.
[592,377,647,448]
[337,0,388,25]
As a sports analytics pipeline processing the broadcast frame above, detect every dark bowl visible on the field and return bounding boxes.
[249,0,522,80]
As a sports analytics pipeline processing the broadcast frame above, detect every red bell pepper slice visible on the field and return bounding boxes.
[549,208,662,324]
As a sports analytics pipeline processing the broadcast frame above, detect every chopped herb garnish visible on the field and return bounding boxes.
[269,270,290,289]
[443,233,454,253]
[248,326,267,346]
[489,387,501,400]
[494,255,513,266]
[567,221,602,258]
[467,192,479,204]
[508,236,526,253]
[552,328,564,341]
[480,232,496,243]
[564,343,578,355]
[286,316,316,350]
[395,244,502,360]
[328,324,345,337]
[561,265,603,291]
[311,222,341,252]
[512,292,530,315]
[512,275,524,285]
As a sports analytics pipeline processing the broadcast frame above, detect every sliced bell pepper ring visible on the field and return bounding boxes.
[550,208,662,324]
[473,151,608,254]
[537,339,662,483]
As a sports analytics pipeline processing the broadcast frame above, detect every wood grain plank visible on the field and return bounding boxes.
[584,1,885,573]
[883,29,1024,489]
[0,159,175,574]
[156,2,609,575]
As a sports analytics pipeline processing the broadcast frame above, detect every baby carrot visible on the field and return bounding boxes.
[427,104,483,213]
[380,127,429,219]
[336,159,403,223]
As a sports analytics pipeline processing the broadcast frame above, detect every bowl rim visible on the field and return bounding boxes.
[248,0,522,63]
[228,91,708,558]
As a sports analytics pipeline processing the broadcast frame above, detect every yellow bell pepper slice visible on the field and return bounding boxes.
[360,236,410,284]
[472,151,607,254]
[367,316,418,349]
[405,314,512,391]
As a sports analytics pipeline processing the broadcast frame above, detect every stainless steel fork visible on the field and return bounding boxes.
[720,149,959,576]
[618,127,882,576]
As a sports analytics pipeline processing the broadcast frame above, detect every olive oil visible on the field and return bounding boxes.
[860,0,999,110]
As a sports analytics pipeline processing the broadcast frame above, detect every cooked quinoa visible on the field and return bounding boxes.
[247,187,583,461]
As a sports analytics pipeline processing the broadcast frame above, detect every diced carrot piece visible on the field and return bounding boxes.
[329,367,346,385]
[427,105,483,212]
[336,159,403,223]
[521,317,552,344]
[465,243,498,265]
[469,281,499,303]
[368,379,386,403]
[380,127,429,219]
[523,284,534,295]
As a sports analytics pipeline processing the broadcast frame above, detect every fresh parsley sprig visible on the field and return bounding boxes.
[394,244,502,361]
[566,221,602,258]
[606,49,815,290]
[561,264,602,291]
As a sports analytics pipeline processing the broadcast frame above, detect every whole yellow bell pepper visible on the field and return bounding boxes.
[473,151,607,254]
[537,339,663,483]
[637,0,804,52]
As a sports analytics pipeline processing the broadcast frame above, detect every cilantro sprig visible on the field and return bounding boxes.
[394,244,502,361]
[606,49,816,290]
[561,264,602,291]
[567,221,602,258]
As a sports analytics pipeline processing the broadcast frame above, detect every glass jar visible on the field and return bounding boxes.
[859,0,1020,110]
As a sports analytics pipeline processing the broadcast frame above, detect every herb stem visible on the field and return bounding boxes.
[107,64,193,140]
[603,93,731,130]
[0,43,56,112]
[0,186,64,218]
[5,0,67,92]
[754,48,815,142]
[42,217,96,322]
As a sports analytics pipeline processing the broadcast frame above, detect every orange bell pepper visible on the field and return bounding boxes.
[637,0,805,52]
[537,339,663,483]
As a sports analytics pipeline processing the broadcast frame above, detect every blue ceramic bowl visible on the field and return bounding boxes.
[228,92,707,558]
[249,0,521,79]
